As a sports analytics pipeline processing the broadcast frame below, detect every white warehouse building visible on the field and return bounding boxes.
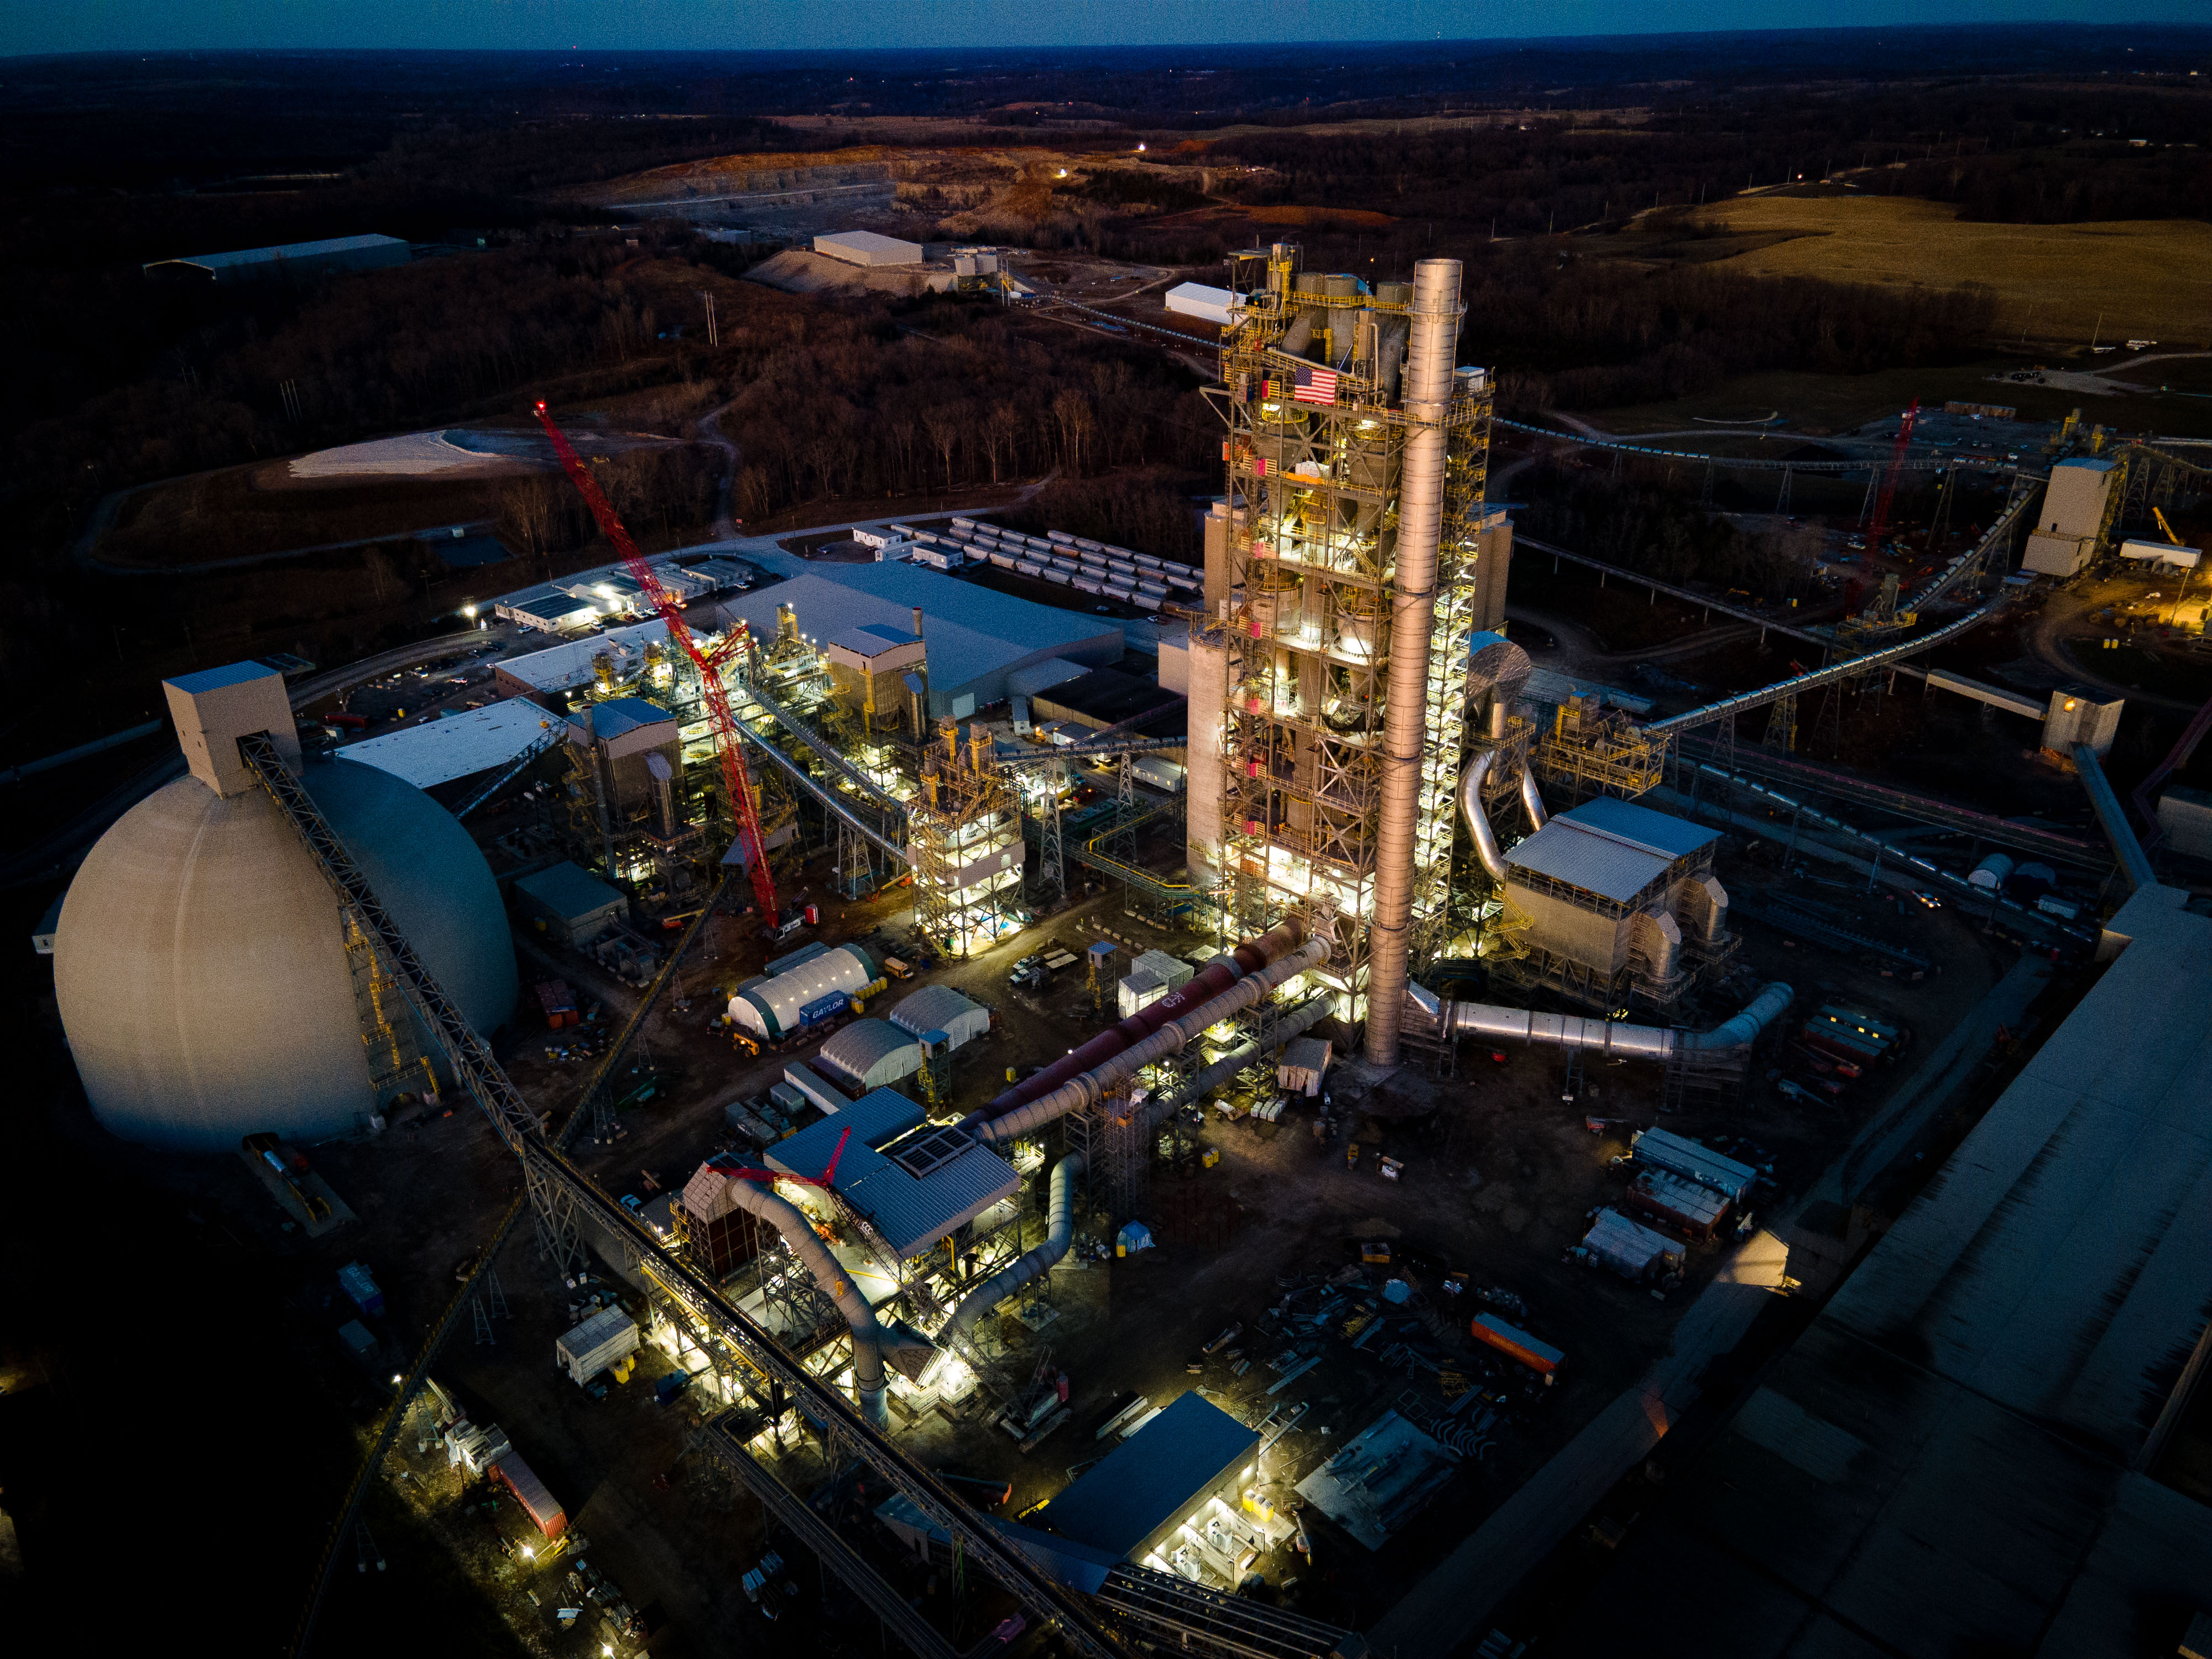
[815,230,923,267]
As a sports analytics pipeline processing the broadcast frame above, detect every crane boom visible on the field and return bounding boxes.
[532,400,778,922]
[1866,398,1919,547]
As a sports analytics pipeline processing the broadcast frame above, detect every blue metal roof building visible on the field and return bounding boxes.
[1505,796,1717,906]
[766,1089,1019,1259]
[580,697,676,743]
[704,570,1124,721]
[1040,1392,1260,1562]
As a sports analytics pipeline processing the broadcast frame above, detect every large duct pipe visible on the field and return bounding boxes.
[721,1178,890,1427]
[1520,763,1549,833]
[943,992,1334,1342]
[1427,980,1792,1061]
[1144,994,1333,1117]
[942,1151,1083,1347]
[969,918,1307,1125]
[1365,257,1463,1066]
[1459,750,1509,882]
[972,938,1330,1147]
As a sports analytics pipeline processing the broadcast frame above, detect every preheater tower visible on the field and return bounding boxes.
[1192,249,1507,1063]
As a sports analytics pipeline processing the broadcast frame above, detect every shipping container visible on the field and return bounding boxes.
[337,1261,385,1318]
[1131,757,1186,794]
[492,1452,568,1539]
[1814,1004,1907,1047]
[1625,1167,1730,1239]
[535,979,579,1029]
[1470,1313,1563,1376]
[1801,1024,1885,1066]
[1629,1128,1757,1204]
[799,991,849,1028]
[557,1306,640,1385]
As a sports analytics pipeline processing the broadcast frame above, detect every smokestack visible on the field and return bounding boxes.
[1365,257,1463,1067]
[912,606,925,640]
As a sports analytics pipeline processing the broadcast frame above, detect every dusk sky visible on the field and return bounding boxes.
[4,0,2197,56]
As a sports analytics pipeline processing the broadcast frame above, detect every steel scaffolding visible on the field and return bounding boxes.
[1207,243,1493,1029]
[911,718,1023,957]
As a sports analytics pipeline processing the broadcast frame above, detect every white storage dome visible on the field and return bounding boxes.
[54,754,518,1150]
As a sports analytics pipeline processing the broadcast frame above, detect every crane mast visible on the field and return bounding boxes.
[1866,398,1920,549]
[532,400,779,924]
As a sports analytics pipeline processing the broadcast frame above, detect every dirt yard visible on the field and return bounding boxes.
[274,811,2023,1648]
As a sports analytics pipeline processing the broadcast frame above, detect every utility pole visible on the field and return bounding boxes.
[698,291,719,348]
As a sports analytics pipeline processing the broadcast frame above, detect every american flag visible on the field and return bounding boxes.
[1292,365,1339,405]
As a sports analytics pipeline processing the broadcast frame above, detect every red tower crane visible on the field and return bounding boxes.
[532,400,779,924]
[1866,398,1920,549]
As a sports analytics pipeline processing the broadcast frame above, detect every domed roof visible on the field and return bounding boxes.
[54,755,517,1151]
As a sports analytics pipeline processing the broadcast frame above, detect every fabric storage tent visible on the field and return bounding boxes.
[729,943,875,1040]
[817,1018,923,1092]
[888,984,990,1049]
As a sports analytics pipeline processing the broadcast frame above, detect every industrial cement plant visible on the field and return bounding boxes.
[24,244,2212,1659]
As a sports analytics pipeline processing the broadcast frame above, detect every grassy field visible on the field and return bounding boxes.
[1687,195,2212,347]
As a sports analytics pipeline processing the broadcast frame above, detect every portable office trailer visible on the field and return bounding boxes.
[1579,1208,1687,1283]
[557,1306,640,1384]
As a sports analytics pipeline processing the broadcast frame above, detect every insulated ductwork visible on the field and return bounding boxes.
[1459,748,1548,880]
[1459,749,1509,883]
[971,938,1331,1147]
[1409,980,1793,1061]
[1365,257,1463,1066]
[941,1150,1084,1347]
[943,993,1334,1342]
[1519,764,1548,833]
[971,919,1308,1126]
[720,1177,890,1427]
[1144,994,1333,1115]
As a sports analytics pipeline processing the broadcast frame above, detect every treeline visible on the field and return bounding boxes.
[1458,247,1998,411]
[1888,146,2212,225]
[496,445,727,563]
[1197,79,2212,244]
[1516,460,1817,598]
[15,228,745,535]
[718,301,1214,523]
